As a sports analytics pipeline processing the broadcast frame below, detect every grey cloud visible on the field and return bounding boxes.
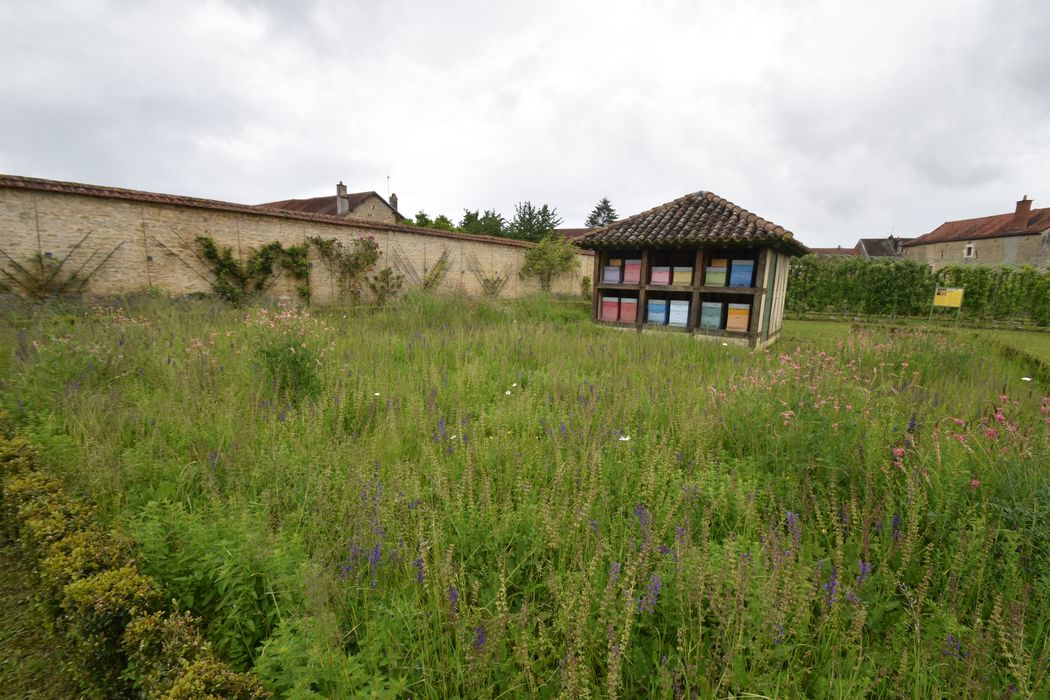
[1,0,1049,247]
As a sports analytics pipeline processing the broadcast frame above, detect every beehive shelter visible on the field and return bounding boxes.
[577,191,808,349]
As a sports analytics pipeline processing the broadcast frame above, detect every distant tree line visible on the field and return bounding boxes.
[409,197,618,243]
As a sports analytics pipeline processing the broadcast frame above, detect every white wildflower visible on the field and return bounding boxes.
[1021,377,1033,382]
[619,435,632,442]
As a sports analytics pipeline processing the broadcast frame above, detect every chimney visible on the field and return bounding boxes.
[389,192,398,213]
[1012,195,1032,230]
[336,181,349,216]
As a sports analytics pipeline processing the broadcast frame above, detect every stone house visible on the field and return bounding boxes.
[258,182,404,224]
[902,196,1050,270]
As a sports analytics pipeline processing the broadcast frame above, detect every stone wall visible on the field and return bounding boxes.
[903,232,1050,271]
[0,184,592,303]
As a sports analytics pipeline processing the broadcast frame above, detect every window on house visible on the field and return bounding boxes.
[963,244,974,258]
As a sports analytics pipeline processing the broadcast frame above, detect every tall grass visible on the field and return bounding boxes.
[0,291,1047,698]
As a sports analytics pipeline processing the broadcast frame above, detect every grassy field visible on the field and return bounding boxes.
[1,293,1047,698]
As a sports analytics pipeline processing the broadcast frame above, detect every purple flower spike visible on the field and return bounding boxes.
[637,575,662,613]
[413,557,425,584]
[822,566,839,606]
[856,560,872,586]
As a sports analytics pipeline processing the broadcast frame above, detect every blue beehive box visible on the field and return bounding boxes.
[729,260,754,287]
[647,299,668,324]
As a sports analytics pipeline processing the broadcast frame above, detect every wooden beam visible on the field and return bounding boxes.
[748,248,768,343]
[638,248,649,328]
[591,250,600,321]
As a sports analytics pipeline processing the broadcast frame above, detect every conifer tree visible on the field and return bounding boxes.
[585,197,617,228]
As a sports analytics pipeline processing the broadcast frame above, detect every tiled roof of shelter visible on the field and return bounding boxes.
[577,191,808,255]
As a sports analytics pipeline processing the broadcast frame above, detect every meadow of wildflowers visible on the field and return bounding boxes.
[0,292,1047,698]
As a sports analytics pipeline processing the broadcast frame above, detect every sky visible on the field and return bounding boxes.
[1,0,1048,247]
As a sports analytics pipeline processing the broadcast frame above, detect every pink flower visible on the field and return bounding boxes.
[954,433,967,443]
[994,412,1005,423]
[952,418,966,426]
[892,447,906,458]
[970,478,980,491]
[983,428,998,439]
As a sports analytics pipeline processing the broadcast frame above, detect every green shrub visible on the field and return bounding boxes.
[124,610,213,697]
[17,490,96,555]
[1,471,66,541]
[39,529,134,605]
[258,334,322,403]
[162,657,270,700]
[0,409,16,439]
[0,435,39,478]
[61,566,162,694]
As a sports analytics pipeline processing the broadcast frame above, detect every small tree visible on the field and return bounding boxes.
[520,233,577,292]
[585,197,617,227]
[432,214,456,231]
[460,209,506,237]
[508,202,562,242]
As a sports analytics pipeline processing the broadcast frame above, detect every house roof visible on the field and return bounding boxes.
[577,191,808,256]
[857,237,913,257]
[904,206,1050,247]
[0,173,590,252]
[810,246,859,257]
[257,192,394,217]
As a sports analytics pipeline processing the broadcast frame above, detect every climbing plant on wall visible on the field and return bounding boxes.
[307,236,380,302]
[195,237,309,305]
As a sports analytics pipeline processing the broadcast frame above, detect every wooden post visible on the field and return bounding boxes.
[748,248,768,344]
[591,250,601,321]
[689,247,704,329]
[638,249,649,328]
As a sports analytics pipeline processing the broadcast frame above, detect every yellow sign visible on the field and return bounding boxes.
[933,287,964,308]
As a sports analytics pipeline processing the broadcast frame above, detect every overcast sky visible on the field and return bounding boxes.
[2,0,1048,247]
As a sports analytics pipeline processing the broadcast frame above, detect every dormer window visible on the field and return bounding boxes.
[963,244,975,259]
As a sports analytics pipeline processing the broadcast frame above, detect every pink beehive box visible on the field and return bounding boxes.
[623,260,642,284]
[651,266,671,285]
[619,298,638,322]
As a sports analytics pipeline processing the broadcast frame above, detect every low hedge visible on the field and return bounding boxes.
[786,257,1050,324]
[0,413,269,699]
